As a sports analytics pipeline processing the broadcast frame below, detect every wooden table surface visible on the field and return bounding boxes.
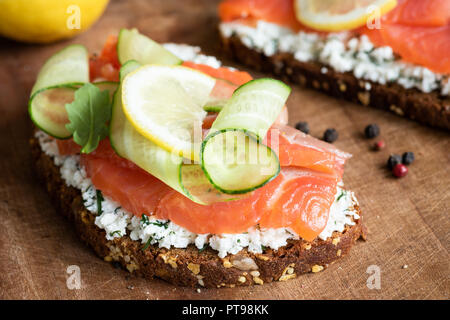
[0,0,448,300]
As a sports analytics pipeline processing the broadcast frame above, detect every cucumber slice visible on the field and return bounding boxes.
[29,82,118,139]
[31,45,89,95]
[117,29,182,66]
[119,60,141,81]
[29,45,90,138]
[211,79,291,137]
[201,79,290,194]
[29,85,78,139]
[110,62,246,204]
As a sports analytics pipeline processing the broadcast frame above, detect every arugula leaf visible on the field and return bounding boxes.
[65,83,111,154]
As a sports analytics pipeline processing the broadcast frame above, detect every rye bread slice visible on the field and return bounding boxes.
[219,34,450,131]
[30,136,366,288]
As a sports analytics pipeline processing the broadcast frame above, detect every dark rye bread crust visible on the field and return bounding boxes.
[220,34,450,131]
[30,136,366,288]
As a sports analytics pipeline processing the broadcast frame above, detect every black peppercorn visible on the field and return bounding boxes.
[323,128,338,143]
[364,123,380,139]
[295,121,310,134]
[387,154,402,170]
[402,152,415,165]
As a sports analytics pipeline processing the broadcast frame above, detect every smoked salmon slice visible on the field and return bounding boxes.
[364,23,450,74]
[219,0,304,31]
[77,129,344,241]
[157,167,337,240]
[182,61,253,86]
[380,0,450,27]
[265,124,351,179]
[83,156,172,216]
[83,144,338,241]
[362,0,450,73]
[258,168,337,241]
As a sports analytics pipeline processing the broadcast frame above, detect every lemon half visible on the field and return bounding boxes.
[0,0,109,43]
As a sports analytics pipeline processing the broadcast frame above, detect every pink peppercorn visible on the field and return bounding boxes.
[393,163,408,178]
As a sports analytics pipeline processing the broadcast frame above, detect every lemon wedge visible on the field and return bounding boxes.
[121,65,215,161]
[294,0,397,32]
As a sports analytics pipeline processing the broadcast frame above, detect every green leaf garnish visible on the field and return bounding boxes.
[109,230,122,237]
[337,190,347,202]
[65,83,111,154]
[141,214,150,226]
[142,236,153,251]
[151,221,169,229]
[96,189,104,216]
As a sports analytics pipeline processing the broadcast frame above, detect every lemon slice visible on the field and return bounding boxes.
[294,0,397,32]
[121,65,215,160]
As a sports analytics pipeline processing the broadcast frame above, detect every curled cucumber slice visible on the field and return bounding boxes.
[29,45,119,139]
[117,28,182,66]
[201,79,291,194]
[31,45,89,96]
[29,45,89,138]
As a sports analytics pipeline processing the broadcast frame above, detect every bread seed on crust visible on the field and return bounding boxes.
[187,263,200,275]
[126,263,138,273]
[357,92,370,106]
[279,274,296,281]
[222,258,232,268]
[250,271,260,277]
[332,237,340,246]
[159,253,177,269]
[390,104,405,116]
[253,277,264,285]
[230,256,258,271]
[256,254,269,261]
[312,265,324,273]
[312,80,320,89]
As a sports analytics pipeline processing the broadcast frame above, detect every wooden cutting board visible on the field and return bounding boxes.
[0,0,448,300]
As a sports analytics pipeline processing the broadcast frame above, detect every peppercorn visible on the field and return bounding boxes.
[402,152,415,165]
[393,163,408,178]
[295,121,310,134]
[323,128,338,143]
[364,123,380,139]
[387,154,402,170]
[374,140,385,151]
